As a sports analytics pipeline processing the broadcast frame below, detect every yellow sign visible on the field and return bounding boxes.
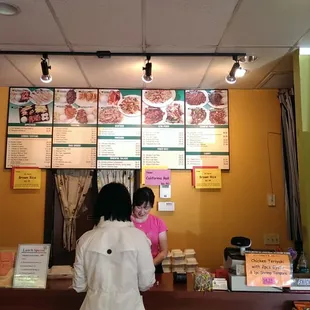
[193,167,222,189]
[245,252,292,287]
[141,165,168,185]
[11,168,41,190]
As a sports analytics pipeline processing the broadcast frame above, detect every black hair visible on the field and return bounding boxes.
[93,182,132,225]
[133,187,155,208]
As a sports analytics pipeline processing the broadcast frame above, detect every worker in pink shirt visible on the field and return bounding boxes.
[131,187,168,274]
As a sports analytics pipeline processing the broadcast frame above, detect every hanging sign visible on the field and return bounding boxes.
[11,167,41,190]
[145,169,171,186]
[13,244,50,289]
[245,252,292,287]
[193,166,222,189]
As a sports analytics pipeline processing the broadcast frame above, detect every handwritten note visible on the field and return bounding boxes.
[245,252,292,287]
[145,169,171,186]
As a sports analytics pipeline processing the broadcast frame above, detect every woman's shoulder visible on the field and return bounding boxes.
[76,229,97,248]
[148,214,167,229]
[148,213,164,223]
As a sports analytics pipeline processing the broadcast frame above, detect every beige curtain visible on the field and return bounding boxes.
[97,170,135,200]
[55,170,93,251]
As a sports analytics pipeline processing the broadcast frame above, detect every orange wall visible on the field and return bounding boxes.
[0,87,46,246]
[150,89,290,268]
[0,87,289,268]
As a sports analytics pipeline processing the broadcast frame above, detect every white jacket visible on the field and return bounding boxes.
[72,219,155,310]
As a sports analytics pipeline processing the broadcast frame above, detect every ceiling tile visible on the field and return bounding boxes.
[78,57,144,88]
[146,46,216,53]
[220,0,310,47]
[50,0,142,47]
[6,55,88,87]
[0,0,66,46]
[0,45,69,52]
[145,0,238,47]
[72,45,141,53]
[0,56,30,86]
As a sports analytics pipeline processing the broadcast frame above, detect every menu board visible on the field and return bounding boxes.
[97,89,141,169]
[6,87,53,168]
[52,89,97,168]
[185,90,229,170]
[5,87,230,170]
[141,90,185,169]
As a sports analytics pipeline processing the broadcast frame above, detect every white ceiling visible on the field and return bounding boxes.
[0,0,309,89]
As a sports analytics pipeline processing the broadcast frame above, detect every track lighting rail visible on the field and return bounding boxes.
[0,50,246,58]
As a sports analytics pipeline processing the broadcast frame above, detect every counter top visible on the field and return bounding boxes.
[1,274,310,310]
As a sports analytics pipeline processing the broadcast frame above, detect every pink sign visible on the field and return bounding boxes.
[145,169,171,186]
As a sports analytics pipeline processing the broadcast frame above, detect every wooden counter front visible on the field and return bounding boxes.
[0,274,310,310]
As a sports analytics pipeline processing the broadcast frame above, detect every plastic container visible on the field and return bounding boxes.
[162,257,171,266]
[184,249,196,258]
[186,257,198,273]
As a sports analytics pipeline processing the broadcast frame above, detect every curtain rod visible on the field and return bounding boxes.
[0,50,246,58]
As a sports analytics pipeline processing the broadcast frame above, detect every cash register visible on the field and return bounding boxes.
[224,236,281,292]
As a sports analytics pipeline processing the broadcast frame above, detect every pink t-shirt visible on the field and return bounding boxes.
[132,214,167,258]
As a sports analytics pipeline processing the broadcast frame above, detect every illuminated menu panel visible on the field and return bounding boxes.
[97,89,141,169]
[52,88,97,168]
[185,89,229,170]
[6,87,53,168]
[141,90,185,169]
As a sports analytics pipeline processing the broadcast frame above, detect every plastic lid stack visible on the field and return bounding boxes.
[184,249,198,273]
[162,251,172,273]
[171,249,186,273]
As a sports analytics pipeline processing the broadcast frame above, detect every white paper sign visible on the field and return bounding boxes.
[13,244,50,289]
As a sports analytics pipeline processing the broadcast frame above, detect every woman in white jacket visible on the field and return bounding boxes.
[72,182,156,310]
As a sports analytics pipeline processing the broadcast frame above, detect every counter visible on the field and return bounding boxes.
[0,274,309,310]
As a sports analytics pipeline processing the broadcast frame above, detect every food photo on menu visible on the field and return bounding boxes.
[8,88,54,124]
[142,89,185,125]
[98,89,141,125]
[185,90,228,126]
[53,89,97,125]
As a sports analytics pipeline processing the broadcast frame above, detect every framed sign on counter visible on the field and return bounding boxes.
[13,244,50,289]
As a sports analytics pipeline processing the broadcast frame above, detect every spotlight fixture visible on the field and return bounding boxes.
[142,55,153,83]
[235,67,247,78]
[238,55,257,63]
[40,54,52,83]
[225,56,248,84]
[225,61,239,84]
[0,3,20,16]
